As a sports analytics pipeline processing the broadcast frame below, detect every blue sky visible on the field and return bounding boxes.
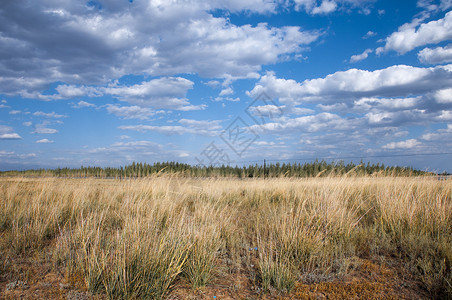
[1,0,452,172]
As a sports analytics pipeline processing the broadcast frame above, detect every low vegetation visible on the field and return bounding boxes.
[0,175,451,299]
[0,160,429,178]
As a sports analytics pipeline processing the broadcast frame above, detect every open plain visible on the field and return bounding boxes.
[0,176,451,299]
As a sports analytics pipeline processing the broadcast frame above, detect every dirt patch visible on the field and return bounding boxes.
[292,258,430,300]
[0,254,100,300]
[167,258,429,299]
[1,254,430,299]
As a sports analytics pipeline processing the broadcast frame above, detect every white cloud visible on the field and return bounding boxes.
[119,118,222,136]
[418,0,452,11]
[248,105,284,119]
[106,105,155,120]
[421,124,452,141]
[71,100,96,108]
[377,11,452,55]
[219,87,234,96]
[365,109,428,125]
[312,0,337,14]
[178,104,208,111]
[23,121,32,127]
[0,1,321,96]
[363,31,377,39]
[254,141,276,146]
[214,96,240,102]
[33,122,58,134]
[0,133,22,140]
[0,125,22,140]
[383,139,420,149]
[249,64,452,105]
[50,77,203,110]
[441,0,452,10]
[54,85,102,99]
[349,48,373,63]
[247,104,313,119]
[119,125,216,136]
[417,0,439,11]
[435,88,452,103]
[0,151,36,158]
[33,111,67,118]
[249,112,353,133]
[179,119,222,130]
[292,0,375,14]
[205,80,220,88]
[418,43,452,64]
[353,97,420,112]
[36,139,54,143]
[104,77,196,109]
[178,152,190,158]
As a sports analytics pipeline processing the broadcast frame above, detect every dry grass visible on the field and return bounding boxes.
[0,175,451,299]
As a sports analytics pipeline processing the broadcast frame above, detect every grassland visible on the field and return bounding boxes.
[0,175,451,299]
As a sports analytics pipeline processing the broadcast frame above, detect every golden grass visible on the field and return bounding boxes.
[0,175,451,299]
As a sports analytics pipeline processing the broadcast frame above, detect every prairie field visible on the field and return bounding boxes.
[0,176,451,299]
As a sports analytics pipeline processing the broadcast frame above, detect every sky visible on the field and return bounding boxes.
[1,0,452,172]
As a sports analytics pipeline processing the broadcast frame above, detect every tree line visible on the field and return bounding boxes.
[0,160,430,178]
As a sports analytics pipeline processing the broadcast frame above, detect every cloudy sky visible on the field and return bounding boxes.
[1,0,452,172]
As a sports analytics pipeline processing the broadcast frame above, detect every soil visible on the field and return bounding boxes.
[1,253,430,299]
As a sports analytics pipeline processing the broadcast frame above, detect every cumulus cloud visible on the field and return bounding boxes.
[119,119,222,136]
[0,133,22,140]
[33,111,67,118]
[421,123,452,141]
[376,11,452,55]
[363,31,377,39]
[292,0,374,15]
[249,112,354,133]
[178,119,222,130]
[33,122,58,134]
[349,49,373,63]
[43,77,203,110]
[245,62,452,158]
[353,97,420,112]
[36,139,54,144]
[417,0,452,11]
[312,1,337,14]
[0,150,36,159]
[214,96,240,102]
[219,87,234,96]
[106,105,155,120]
[248,104,314,121]
[383,139,420,149]
[0,1,321,97]
[0,100,9,109]
[435,88,452,103]
[249,64,452,105]
[71,100,96,108]
[418,43,452,64]
[0,125,22,140]
[103,77,195,109]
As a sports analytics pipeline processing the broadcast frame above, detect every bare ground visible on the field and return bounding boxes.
[1,252,430,300]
